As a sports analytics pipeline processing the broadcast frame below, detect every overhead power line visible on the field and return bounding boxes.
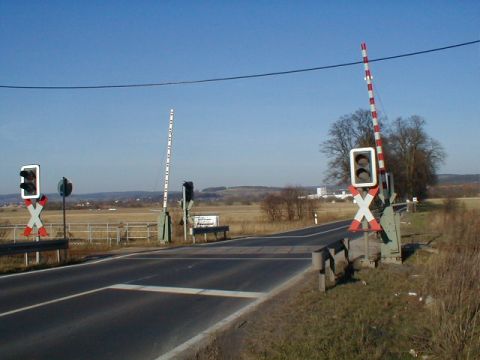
[1,39,478,90]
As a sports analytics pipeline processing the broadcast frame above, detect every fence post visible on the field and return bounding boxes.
[13,226,17,243]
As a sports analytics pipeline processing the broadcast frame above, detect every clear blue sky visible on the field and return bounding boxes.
[1,1,479,195]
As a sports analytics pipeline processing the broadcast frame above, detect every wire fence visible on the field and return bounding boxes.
[0,222,159,246]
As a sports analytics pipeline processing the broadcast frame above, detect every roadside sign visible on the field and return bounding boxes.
[24,195,48,237]
[58,177,73,197]
[193,215,219,228]
[348,186,382,232]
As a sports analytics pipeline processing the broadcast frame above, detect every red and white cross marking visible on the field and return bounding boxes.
[349,185,382,232]
[24,195,48,237]
[361,42,388,192]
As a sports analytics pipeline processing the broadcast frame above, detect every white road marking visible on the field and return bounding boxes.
[0,252,141,280]
[124,257,309,261]
[260,225,347,239]
[108,284,265,299]
[0,283,265,319]
[0,286,110,318]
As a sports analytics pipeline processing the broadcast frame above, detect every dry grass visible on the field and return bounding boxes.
[418,207,480,359]
[241,266,427,360]
[427,197,480,210]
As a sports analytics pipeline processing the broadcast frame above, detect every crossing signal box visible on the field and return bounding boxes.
[183,182,194,202]
[349,147,377,188]
[20,164,41,199]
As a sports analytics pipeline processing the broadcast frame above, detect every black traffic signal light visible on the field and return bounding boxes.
[20,164,41,199]
[183,181,194,202]
[349,148,377,188]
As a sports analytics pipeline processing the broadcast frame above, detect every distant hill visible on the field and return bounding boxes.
[1,175,477,205]
[199,186,284,202]
[437,174,479,184]
[0,191,175,206]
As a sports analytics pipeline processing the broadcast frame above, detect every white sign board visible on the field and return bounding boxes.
[193,215,219,228]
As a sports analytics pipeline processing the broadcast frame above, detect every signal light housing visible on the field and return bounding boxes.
[349,147,377,188]
[20,164,41,199]
[183,181,194,203]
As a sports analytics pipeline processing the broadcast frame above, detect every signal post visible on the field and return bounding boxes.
[20,164,46,264]
[181,181,194,242]
[348,148,381,267]
[359,42,402,264]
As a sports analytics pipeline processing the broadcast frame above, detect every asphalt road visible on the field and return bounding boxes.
[0,219,351,360]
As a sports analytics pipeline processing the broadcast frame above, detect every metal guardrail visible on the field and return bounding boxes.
[0,222,158,245]
[312,238,351,292]
[191,226,230,243]
[0,239,69,256]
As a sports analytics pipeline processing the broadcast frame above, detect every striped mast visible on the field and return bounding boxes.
[361,43,389,196]
[162,109,175,210]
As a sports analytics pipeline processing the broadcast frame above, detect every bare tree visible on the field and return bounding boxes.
[320,109,384,184]
[261,187,310,222]
[387,116,445,199]
[280,187,306,221]
[321,110,444,199]
[260,193,283,222]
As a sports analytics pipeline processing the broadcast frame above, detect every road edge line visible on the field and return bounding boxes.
[154,265,313,360]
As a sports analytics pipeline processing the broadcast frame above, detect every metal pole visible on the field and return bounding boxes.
[183,185,187,242]
[62,177,67,240]
[362,190,370,262]
[35,235,40,264]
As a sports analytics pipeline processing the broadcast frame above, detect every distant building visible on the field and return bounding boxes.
[307,187,353,201]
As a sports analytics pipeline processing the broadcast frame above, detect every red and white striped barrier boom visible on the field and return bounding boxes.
[361,43,388,194]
